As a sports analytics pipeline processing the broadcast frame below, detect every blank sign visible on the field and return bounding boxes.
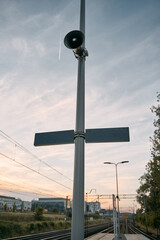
[34,127,129,146]
[34,130,74,146]
[85,127,130,143]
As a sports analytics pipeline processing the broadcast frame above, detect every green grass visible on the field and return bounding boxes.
[0,212,109,239]
[0,212,71,239]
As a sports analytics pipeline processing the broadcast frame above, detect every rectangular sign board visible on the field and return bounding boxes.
[85,127,129,143]
[34,130,74,146]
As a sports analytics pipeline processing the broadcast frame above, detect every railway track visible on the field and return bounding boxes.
[101,226,114,234]
[4,223,113,240]
[128,224,157,240]
[85,223,113,238]
[4,229,71,240]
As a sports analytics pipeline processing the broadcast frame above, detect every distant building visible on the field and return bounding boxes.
[86,201,101,213]
[0,195,31,212]
[0,195,21,211]
[31,198,67,212]
[22,201,31,211]
[99,209,113,217]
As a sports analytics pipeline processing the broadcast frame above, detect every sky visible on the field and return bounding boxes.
[0,0,160,211]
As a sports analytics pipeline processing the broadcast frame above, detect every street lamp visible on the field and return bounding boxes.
[104,161,129,237]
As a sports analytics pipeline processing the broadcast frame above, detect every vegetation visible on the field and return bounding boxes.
[34,206,43,221]
[3,204,8,212]
[0,210,109,239]
[85,213,110,227]
[12,203,16,212]
[0,211,70,239]
[52,208,58,214]
[136,93,160,235]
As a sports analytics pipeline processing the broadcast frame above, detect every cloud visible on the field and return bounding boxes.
[0,0,159,207]
[12,38,30,56]
[35,42,46,57]
[11,37,46,58]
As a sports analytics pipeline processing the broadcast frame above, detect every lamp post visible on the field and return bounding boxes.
[104,161,129,238]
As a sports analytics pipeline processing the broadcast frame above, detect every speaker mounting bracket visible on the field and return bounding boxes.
[73,47,88,59]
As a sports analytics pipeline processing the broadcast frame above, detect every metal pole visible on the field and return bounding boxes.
[65,196,68,230]
[115,164,119,200]
[71,0,85,239]
[113,194,117,240]
[85,193,88,237]
[104,161,129,237]
[115,164,120,237]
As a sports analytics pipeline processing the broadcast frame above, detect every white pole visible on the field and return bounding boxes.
[115,164,120,237]
[71,0,85,239]
[113,194,117,240]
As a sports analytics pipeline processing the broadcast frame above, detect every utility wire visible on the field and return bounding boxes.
[0,188,34,198]
[0,152,72,191]
[0,186,41,198]
[0,187,65,199]
[0,186,65,199]
[0,130,72,182]
[0,179,66,198]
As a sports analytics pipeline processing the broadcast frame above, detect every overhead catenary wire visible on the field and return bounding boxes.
[0,130,72,182]
[0,152,72,191]
[0,187,68,201]
[0,186,65,199]
[0,187,40,199]
[0,179,66,198]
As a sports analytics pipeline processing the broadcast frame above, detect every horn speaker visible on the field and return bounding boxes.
[64,30,84,49]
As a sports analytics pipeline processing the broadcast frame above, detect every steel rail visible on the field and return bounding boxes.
[128,224,157,240]
[101,226,114,234]
[4,223,113,240]
[4,229,71,240]
[85,226,114,240]
[84,223,113,238]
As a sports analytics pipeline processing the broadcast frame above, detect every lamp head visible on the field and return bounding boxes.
[121,161,129,164]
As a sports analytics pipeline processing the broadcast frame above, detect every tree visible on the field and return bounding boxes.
[20,202,23,212]
[137,93,160,233]
[52,208,58,214]
[67,211,72,219]
[12,202,16,212]
[4,203,8,212]
[34,206,43,221]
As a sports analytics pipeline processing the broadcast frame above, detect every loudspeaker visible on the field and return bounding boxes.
[64,30,84,49]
